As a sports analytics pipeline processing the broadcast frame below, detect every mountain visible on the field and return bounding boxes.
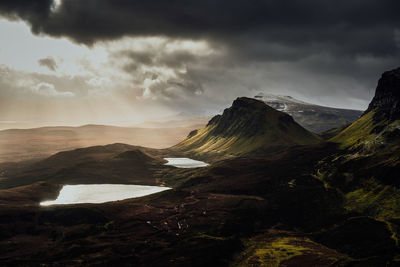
[254,93,363,133]
[173,97,321,160]
[331,67,400,151]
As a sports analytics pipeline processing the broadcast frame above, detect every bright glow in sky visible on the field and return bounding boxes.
[0,19,108,76]
[0,18,221,127]
[0,16,373,129]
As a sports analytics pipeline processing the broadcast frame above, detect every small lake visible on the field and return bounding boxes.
[164,157,209,168]
[40,184,171,206]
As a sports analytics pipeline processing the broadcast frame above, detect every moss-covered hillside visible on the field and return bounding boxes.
[331,67,400,152]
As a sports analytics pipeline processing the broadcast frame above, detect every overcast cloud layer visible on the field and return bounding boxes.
[0,0,399,127]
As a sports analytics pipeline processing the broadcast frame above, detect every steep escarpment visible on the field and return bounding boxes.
[366,67,400,122]
[173,97,321,160]
[315,67,400,260]
[331,67,400,151]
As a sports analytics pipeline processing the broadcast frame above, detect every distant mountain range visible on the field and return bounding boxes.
[254,93,363,133]
[0,124,201,163]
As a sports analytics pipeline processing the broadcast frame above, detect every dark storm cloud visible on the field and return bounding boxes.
[0,0,52,33]
[119,50,198,71]
[1,0,399,110]
[0,0,52,18]
[2,0,397,74]
[0,0,399,50]
[38,56,58,71]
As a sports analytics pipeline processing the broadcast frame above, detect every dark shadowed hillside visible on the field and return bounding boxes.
[0,144,170,189]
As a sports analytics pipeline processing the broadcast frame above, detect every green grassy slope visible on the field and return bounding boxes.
[330,109,400,152]
[330,110,380,149]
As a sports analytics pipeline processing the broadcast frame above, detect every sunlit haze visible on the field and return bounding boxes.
[0,1,399,129]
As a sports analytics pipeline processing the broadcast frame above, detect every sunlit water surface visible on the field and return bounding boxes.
[40,184,171,206]
[41,158,206,206]
[164,157,209,168]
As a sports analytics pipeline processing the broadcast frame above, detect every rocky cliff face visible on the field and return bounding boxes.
[366,67,400,121]
[207,97,295,137]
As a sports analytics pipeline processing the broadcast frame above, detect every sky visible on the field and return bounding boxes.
[0,0,399,128]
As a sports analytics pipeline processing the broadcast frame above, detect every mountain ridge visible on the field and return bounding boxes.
[255,93,363,133]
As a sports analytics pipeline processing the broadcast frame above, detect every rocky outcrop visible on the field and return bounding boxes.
[207,97,292,137]
[366,67,400,121]
[174,97,321,160]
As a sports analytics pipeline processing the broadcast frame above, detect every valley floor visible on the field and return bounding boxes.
[0,143,399,266]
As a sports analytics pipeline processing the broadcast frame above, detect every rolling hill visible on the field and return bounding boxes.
[0,143,171,189]
[0,123,204,163]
